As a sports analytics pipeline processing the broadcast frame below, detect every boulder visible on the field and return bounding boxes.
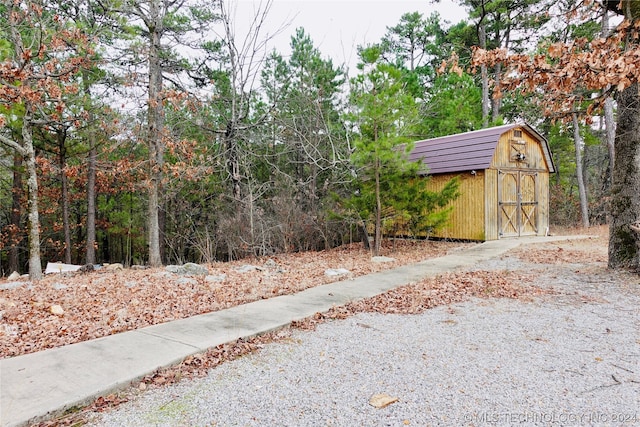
[165,265,182,274]
[166,263,209,276]
[324,268,350,277]
[235,264,262,273]
[176,277,198,285]
[7,271,20,281]
[0,282,28,291]
[205,274,227,283]
[371,256,395,263]
[183,262,209,275]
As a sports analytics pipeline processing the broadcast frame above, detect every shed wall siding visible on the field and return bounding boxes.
[424,172,486,240]
[538,171,550,235]
[491,128,550,172]
[484,168,499,240]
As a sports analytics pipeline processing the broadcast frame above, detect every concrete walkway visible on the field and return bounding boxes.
[0,235,583,427]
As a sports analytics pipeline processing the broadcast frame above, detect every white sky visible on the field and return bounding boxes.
[233,0,469,74]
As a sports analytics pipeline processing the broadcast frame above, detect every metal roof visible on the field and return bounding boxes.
[409,123,556,174]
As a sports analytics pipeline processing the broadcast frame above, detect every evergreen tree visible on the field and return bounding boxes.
[347,46,459,255]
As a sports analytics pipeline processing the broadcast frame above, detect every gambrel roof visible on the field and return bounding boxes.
[409,123,556,174]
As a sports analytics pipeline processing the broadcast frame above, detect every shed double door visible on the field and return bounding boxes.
[498,170,538,237]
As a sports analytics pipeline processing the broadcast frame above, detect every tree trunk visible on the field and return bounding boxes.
[608,82,640,270]
[225,123,242,202]
[373,157,382,257]
[478,22,490,127]
[147,1,164,267]
[23,115,43,280]
[8,152,23,274]
[601,9,616,172]
[491,62,502,122]
[84,70,97,265]
[86,137,97,265]
[58,130,72,264]
[572,114,590,228]
[604,96,616,169]
[359,220,370,250]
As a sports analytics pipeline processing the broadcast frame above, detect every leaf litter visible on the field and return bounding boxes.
[0,239,471,358]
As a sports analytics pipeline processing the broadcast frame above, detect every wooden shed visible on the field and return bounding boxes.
[408,123,555,241]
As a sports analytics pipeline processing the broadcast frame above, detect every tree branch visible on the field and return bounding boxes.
[0,133,26,156]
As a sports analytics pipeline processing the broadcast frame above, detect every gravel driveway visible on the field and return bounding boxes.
[89,247,640,427]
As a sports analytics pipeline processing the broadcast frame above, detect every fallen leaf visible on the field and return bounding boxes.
[50,305,65,316]
[369,393,399,408]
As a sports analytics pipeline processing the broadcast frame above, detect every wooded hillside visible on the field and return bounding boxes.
[1,0,637,276]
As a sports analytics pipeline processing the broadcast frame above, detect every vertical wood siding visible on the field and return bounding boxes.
[492,128,550,172]
[491,127,551,238]
[538,171,550,235]
[424,172,486,240]
[484,169,499,240]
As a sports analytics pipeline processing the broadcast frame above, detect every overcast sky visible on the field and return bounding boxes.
[233,0,469,74]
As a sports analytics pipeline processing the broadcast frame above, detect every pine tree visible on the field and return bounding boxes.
[347,47,459,255]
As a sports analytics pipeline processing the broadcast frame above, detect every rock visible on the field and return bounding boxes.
[369,393,399,409]
[324,268,350,277]
[371,256,395,263]
[183,262,209,275]
[166,263,209,276]
[7,271,20,281]
[44,262,83,274]
[205,274,227,283]
[264,259,277,268]
[235,264,262,273]
[153,271,173,279]
[78,264,95,273]
[50,304,65,316]
[51,283,68,290]
[165,265,183,274]
[131,265,148,270]
[176,277,197,285]
[105,263,124,271]
[0,282,28,291]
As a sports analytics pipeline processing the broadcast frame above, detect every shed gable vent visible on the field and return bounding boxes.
[513,129,523,138]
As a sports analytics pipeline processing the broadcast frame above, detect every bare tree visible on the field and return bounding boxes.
[212,0,279,205]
